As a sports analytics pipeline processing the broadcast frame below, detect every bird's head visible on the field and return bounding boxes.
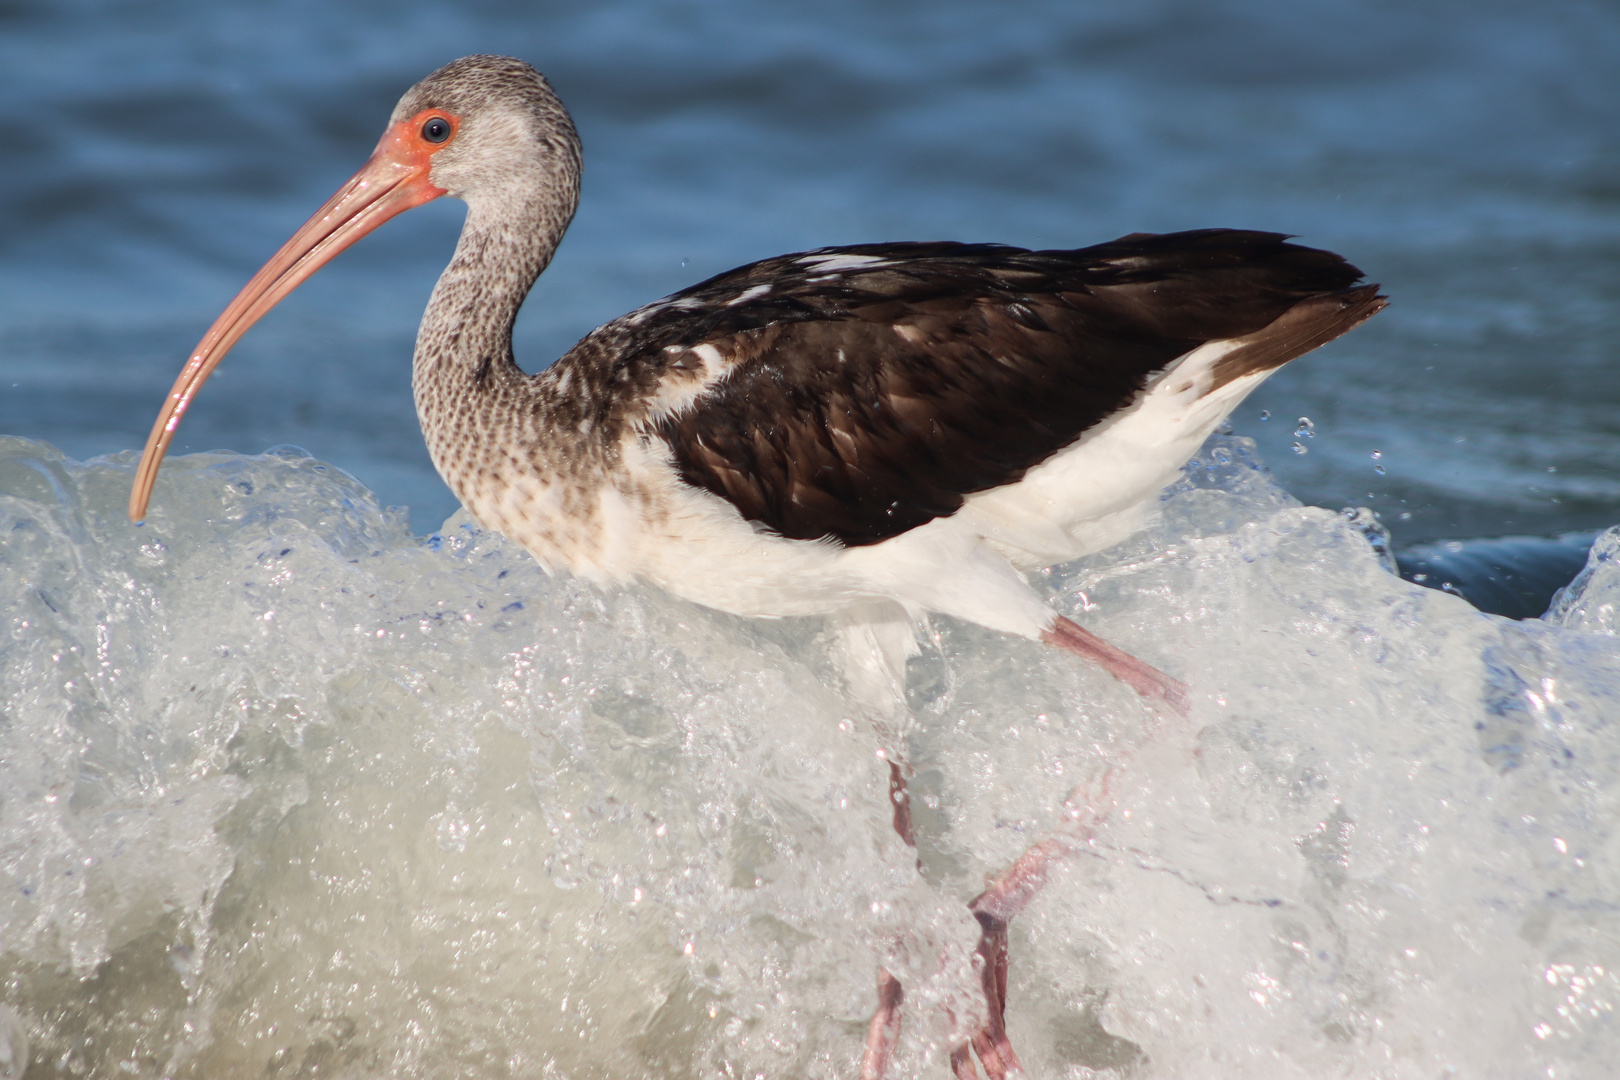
[390,55,580,209]
[127,55,579,523]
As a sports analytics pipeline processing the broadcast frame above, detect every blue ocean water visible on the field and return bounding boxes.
[2,0,1617,540]
[3,2,1620,1078]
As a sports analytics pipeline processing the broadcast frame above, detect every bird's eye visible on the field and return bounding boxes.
[421,117,452,143]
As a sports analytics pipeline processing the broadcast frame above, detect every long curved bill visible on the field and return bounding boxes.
[128,121,448,522]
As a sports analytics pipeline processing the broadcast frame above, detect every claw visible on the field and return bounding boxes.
[860,969,905,1080]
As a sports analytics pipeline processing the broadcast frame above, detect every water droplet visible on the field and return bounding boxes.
[1259,410,1271,421]
[1291,441,1308,455]
[1293,417,1315,439]
[1547,465,1558,473]
[1371,450,1382,459]
[1374,464,1385,475]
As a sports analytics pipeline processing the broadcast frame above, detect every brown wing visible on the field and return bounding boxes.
[641,229,1383,546]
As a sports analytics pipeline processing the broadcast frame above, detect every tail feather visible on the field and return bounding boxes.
[1211,283,1386,390]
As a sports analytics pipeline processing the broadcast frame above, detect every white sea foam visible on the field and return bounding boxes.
[0,433,1616,1078]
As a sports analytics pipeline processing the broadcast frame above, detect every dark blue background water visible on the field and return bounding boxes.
[2,0,1617,540]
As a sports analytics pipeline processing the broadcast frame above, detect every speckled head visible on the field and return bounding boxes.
[127,55,583,523]
[390,55,581,212]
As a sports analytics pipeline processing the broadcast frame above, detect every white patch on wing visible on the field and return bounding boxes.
[624,295,706,326]
[727,284,772,306]
[643,342,734,420]
[800,252,891,272]
[690,343,724,374]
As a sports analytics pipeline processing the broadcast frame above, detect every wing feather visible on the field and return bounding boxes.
[622,229,1383,546]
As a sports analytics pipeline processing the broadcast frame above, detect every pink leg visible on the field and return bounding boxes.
[860,641,1155,1077]
[860,968,905,1080]
[1042,615,1189,713]
[968,837,1080,930]
[889,760,914,848]
[862,762,915,1080]
[951,771,1123,1078]
[954,838,1075,1079]
[967,909,1019,1078]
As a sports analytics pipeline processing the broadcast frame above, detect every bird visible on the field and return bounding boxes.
[128,55,1384,1079]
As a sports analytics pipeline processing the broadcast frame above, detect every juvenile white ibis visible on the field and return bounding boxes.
[130,55,1383,1078]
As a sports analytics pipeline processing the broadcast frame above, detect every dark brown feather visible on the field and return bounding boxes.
[629,228,1382,546]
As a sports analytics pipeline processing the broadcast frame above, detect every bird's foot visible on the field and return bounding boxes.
[861,755,1127,1077]
[860,968,905,1080]
[1042,615,1189,713]
[958,905,1020,1077]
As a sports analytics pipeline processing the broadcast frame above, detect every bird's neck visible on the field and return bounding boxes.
[412,191,572,501]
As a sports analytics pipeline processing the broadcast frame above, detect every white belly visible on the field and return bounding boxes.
[953,342,1267,567]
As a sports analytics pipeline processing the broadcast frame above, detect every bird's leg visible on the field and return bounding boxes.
[951,770,1122,1078]
[860,759,916,1079]
[863,620,1161,1079]
[863,614,1175,1077]
[959,838,1074,1078]
[942,835,1074,1078]
[888,758,915,848]
[1042,615,1189,713]
[860,968,906,1080]
[967,908,1016,1077]
[863,745,1129,1077]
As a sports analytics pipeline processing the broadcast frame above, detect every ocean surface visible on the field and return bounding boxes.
[1,1,1619,1077]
